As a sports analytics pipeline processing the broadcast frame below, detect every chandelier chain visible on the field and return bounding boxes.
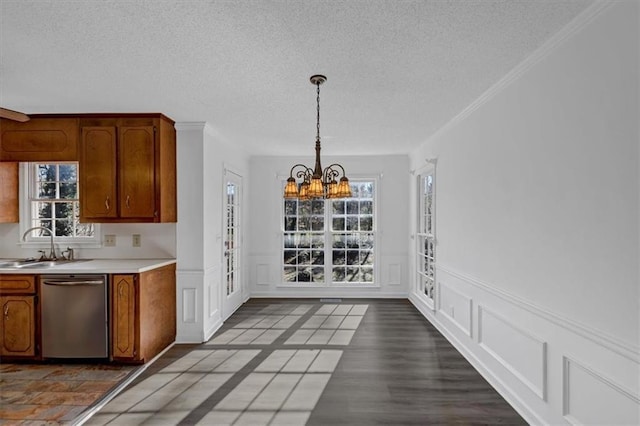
[316,80,321,141]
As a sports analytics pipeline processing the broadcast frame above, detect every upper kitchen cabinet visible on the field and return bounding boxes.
[0,162,19,223]
[79,114,177,223]
[0,117,79,161]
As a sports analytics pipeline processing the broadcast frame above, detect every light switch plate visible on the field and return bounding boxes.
[132,234,141,247]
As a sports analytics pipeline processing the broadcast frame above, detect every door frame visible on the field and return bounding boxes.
[221,165,243,321]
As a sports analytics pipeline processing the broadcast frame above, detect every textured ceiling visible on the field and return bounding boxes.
[0,0,593,156]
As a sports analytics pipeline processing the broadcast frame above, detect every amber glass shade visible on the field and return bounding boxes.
[326,180,339,199]
[283,178,299,198]
[336,177,352,198]
[308,176,324,198]
[298,182,310,200]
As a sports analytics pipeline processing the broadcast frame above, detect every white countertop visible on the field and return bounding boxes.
[0,258,176,274]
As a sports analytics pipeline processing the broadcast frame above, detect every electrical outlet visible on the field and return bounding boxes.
[132,234,141,247]
[104,234,116,247]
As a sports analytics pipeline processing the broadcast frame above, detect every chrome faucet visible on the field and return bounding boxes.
[22,226,57,260]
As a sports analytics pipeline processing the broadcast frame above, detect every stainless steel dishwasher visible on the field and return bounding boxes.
[41,274,108,358]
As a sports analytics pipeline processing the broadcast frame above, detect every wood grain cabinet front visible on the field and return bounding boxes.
[0,296,36,357]
[79,115,176,223]
[0,117,79,161]
[110,263,176,363]
[0,275,37,359]
[0,162,19,223]
[111,274,137,360]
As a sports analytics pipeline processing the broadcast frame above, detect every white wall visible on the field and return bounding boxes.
[409,2,639,425]
[0,209,176,260]
[247,154,409,298]
[175,123,250,343]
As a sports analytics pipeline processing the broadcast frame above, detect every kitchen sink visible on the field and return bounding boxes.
[0,258,90,269]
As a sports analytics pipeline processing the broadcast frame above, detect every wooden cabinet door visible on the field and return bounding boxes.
[80,127,118,220]
[112,275,136,359]
[0,296,36,357]
[0,162,18,223]
[118,126,156,219]
[0,117,79,161]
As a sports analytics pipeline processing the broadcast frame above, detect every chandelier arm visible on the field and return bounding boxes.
[324,163,348,178]
[323,165,340,182]
[289,163,312,179]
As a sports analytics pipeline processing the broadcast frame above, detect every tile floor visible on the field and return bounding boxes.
[0,362,137,425]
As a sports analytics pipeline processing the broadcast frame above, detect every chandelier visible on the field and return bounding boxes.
[283,75,352,200]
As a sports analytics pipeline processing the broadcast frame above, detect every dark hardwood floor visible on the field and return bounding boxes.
[88,299,526,425]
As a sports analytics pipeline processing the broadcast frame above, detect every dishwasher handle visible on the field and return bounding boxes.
[43,279,104,286]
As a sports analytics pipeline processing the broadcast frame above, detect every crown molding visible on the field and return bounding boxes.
[422,1,615,153]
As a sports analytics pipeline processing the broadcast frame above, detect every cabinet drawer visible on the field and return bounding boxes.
[0,275,36,294]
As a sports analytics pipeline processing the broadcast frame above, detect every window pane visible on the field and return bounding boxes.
[332,217,345,231]
[333,250,346,265]
[54,202,73,219]
[75,222,94,237]
[360,216,373,231]
[284,250,297,265]
[346,201,359,214]
[284,200,297,215]
[360,200,373,214]
[35,202,52,219]
[284,217,297,231]
[312,267,324,282]
[360,251,373,265]
[54,219,73,237]
[284,233,296,248]
[311,200,324,215]
[284,267,296,282]
[311,216,324,231]
[311,234,324,248]
[311,250,324,265]
[58,164,77,182]
[37,182,56,199]
[332,201,345,214]
[361,267,374,282]
[332,267,346,282]
[346,216,358,231]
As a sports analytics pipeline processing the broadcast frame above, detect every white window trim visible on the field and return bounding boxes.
[18,163,102,249]
[279,174,380,288]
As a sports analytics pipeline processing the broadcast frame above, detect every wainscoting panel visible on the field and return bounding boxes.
[478,305,547,400]
[438,282,472,337]
[409,265,640,425]
[256,263,270,286]
[176,270,204,343]
[563,357,640,425]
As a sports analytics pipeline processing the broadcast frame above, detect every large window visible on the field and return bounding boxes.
[23,163,94,240]
[283,181,375,285]
[417,170,435,303]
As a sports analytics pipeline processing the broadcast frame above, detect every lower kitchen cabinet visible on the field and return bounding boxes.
[110,263,176,363]
[0,296,36,357]
[0,275,37,359]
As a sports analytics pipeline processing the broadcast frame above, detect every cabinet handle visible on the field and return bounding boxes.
[105,196,111,211]
[126,195,131,209]
[3,305,8,317]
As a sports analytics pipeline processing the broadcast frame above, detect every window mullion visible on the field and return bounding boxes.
[324,198,331,286]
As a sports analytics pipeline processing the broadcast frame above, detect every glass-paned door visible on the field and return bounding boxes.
[417,170,435,307]
[223,170,242,319]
